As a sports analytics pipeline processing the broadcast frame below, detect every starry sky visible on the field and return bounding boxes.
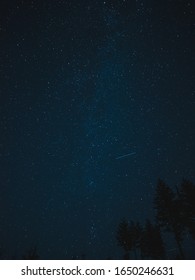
[0,0,194,259]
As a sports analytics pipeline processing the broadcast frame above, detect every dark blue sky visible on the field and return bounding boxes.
[0,0,194,259]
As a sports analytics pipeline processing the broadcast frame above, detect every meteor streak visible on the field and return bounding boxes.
[115,152,136,160]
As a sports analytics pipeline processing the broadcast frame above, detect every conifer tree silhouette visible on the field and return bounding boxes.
[179,179,195,239]
[154,179,185,259]
[140,220,165,259]
[116,219,132,259]
[128,221,142,259]
[116,219,141,259]
[23,246,39,260]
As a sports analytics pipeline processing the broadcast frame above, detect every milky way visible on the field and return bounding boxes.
[0,0,194,259]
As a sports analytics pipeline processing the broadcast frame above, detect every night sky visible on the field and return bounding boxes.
[0,0,194,259]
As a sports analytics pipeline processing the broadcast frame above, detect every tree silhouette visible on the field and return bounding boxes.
[23,246,39,260]
[116,219,132,260]
[179,179,195,239]
[154,179,185,259]
[140,220,165,259]
[116,219,132,259]
[116,219,141,259]
[128,221,142,259]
